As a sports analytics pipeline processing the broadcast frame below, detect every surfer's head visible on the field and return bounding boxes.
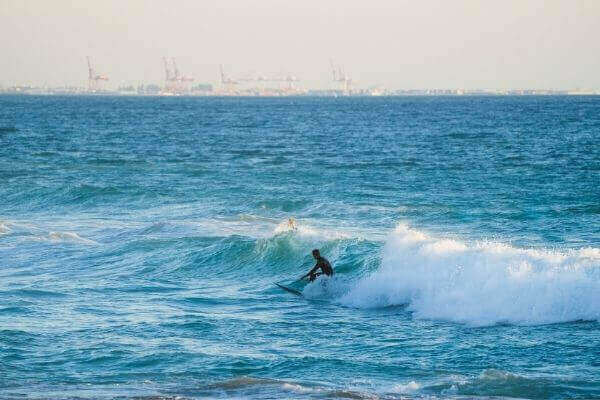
[312,249,320,259]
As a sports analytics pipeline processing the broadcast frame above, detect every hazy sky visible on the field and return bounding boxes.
[2,0,600,89]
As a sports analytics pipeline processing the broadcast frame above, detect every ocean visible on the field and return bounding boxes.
[0,94,599,399]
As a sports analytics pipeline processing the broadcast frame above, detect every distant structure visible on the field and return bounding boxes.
[86,57,108,92]
[163,57,194,94]
[219,64,239,92]
[217,66,303,95]
[163,57,176,92]
[172,58,194,92]
[329,60,352,94]
[274,72,300,91]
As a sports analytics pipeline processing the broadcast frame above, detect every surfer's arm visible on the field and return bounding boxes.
[301,264,320,279]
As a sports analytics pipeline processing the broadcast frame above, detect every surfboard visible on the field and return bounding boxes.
[275,283,303,297]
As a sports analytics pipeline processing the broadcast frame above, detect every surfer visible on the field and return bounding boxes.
[301,249,333,282]
[287,218,297,231]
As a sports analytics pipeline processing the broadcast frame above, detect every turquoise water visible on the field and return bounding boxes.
[1,95,599,399]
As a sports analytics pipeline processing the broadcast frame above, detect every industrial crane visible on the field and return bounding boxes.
[172,58,194,84]
[219,65,240,93]
[163,57,193,93]
[86,57,108,91]
[329,59,352,93]
[163,57,173,82]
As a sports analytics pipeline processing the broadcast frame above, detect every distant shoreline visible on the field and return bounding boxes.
[1,91,599,97]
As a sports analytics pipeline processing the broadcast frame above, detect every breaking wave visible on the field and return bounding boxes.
[337,224,600,325]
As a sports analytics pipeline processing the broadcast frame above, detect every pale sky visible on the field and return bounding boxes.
[2,0,600,89]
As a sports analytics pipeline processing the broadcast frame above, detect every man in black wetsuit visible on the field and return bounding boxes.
[301,249,334,282]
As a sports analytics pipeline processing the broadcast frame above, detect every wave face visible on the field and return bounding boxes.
[339,224,600,325]
[1,95,599,400]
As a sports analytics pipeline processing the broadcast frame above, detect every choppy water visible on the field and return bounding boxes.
[1,95,599,399]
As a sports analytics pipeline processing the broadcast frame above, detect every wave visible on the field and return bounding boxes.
[46,231,99,244]
[385,368,584,398]
[391,381,420,394]
[4,288,68,298]
[110,216,598,328]
[199,376,379,399]
[0,220,98,245]
[336,224,600,326]
[193,372,565,399]
[439,368,584,399]
[7,211,598,327]
[0,126,18,133]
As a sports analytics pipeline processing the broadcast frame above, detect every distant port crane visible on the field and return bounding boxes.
[172,58,194,84]
[219,65,240,92]
[163,57,194,93]
[86,57,108,92]
[329,59,352,93]
[163,57,175,90]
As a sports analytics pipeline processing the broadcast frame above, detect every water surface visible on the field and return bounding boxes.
[1,95,599,399]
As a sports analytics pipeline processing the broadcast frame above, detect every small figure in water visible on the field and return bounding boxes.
[301,249,334,282]
[287,218,297,231]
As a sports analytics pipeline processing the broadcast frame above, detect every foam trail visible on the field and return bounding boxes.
[47,231,99,245]
[0,221,9,235]
[339,224,600,325]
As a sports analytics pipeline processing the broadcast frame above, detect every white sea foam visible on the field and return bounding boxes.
[0,220,98,245]
[339,223,600,325]
[391,381,420,394]
[47,231,99,245]
[279,223,354,240]
[0,221,9,235]
[273,218,383,242]
[303,275,352,300]
[281,382,315,393]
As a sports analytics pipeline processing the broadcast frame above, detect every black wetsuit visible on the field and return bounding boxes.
[307,256,333,282]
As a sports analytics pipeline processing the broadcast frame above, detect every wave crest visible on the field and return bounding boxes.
[339,224,600,325]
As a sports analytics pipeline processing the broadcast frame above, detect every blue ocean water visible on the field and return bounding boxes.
[0,95,599,399]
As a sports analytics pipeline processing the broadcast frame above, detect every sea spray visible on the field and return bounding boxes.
[340,224,600,325]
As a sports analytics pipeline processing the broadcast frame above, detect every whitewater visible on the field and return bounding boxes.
[1,95,599,399]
